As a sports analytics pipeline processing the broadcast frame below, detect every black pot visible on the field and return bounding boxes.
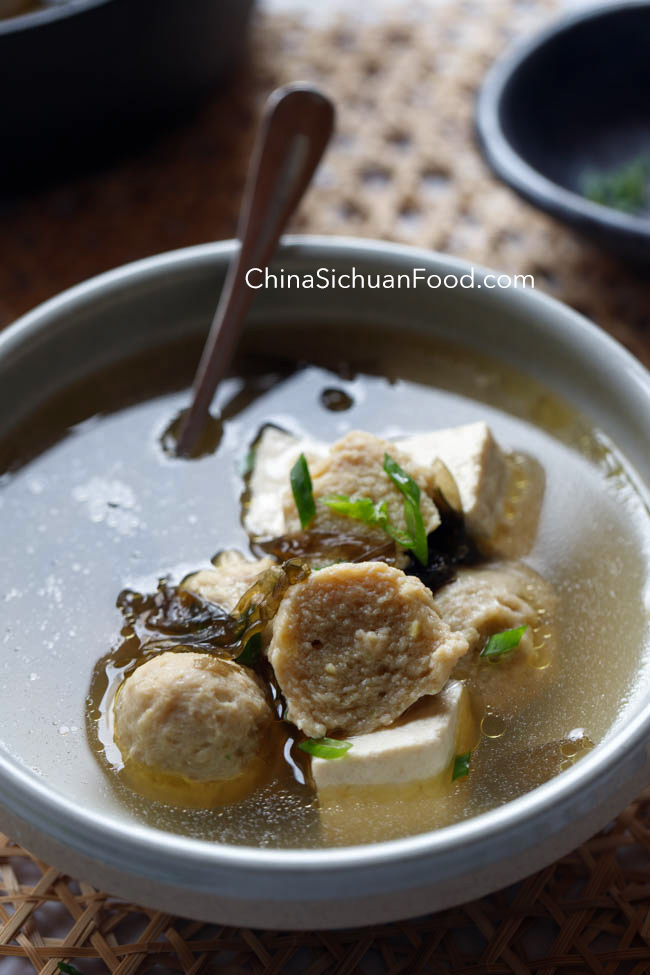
[0,0,255,189]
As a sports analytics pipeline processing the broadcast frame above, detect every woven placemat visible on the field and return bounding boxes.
[2,1,650,972]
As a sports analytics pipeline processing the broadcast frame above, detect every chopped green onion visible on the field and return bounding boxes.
[290,453,316,529]
[452,751,471,781]
[480,624,528,659]
[298,737,352,759]
[241,445,257,477]
[383,452,421,502]
[322,494,389,526]
[321,453,429,567]
[583,154,649,214]
[322,494,412,547]
[234,632,263,667]
[383,453,428,565]
[57,964,84,975]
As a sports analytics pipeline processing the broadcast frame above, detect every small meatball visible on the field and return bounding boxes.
[182,550,275,613]
[114,651,273,782]
[283,430,440,546]
[268,562,469,737]
[432,561,557,709]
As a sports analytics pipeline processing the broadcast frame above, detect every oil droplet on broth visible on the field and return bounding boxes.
[529,630,552,669]
[481,713,506,739]
[561,729,594,760]
[529,651,552,671]
[561,740,580,758]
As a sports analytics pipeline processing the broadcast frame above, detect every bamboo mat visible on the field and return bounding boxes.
[2,1,650,972]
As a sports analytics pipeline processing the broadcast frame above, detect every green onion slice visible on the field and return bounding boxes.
[57,964,85,975]
[452,751,471,781]
[241,445,257,477]
[583,154,649,214]
[322,494,389,526]
[298,737,352,760]
[480,624,528,659]
[383,453,428,565]
[322,494,412,546]
[321,455,429,566]
[290,453,316,529]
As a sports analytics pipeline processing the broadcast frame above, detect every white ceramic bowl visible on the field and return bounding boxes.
[1,237,649,928]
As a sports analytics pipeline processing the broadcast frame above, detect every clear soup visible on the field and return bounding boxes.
[1,323,649,847]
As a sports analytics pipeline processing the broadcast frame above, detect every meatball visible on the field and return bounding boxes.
[283,430,440,547]
[182,550,275,614]
[432,560,557,709]
[268,561,469,737]
[114,651,273,782]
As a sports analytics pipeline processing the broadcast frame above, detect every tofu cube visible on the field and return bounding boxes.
[397,422,509,539]
[311,680,467,793]
[244,426,326,538]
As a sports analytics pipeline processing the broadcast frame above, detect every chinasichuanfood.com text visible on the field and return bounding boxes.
[245,266,534,290]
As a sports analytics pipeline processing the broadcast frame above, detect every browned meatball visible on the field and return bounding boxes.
[433,560,557,709]
[182,550,275,613]
[114,651,273,782]
[268,561,468,737]
[283,430,440,546]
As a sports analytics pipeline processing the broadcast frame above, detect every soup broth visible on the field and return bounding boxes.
[1,323,649,848]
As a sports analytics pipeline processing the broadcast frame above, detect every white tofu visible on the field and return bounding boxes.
[244,426,327,538]
[311,680,466,792]
[397,422,509,540]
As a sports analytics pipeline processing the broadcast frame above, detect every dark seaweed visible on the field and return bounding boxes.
[253,529,394,566]
[117,583,245,653]
[234,632,264,666]
[405,495,482,594]
[116,560,310,663]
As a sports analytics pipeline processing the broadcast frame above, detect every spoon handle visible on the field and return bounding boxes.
[176,83,335,456]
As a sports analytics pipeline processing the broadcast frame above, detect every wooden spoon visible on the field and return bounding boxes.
[176,83,335,457]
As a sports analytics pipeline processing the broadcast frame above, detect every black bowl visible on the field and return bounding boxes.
[0,0,254,191]
[476,0,650,265]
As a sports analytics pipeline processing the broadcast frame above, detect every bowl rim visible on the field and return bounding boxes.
[476,0,650,238]
[1,234,649,887]
[0,0,114,37]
